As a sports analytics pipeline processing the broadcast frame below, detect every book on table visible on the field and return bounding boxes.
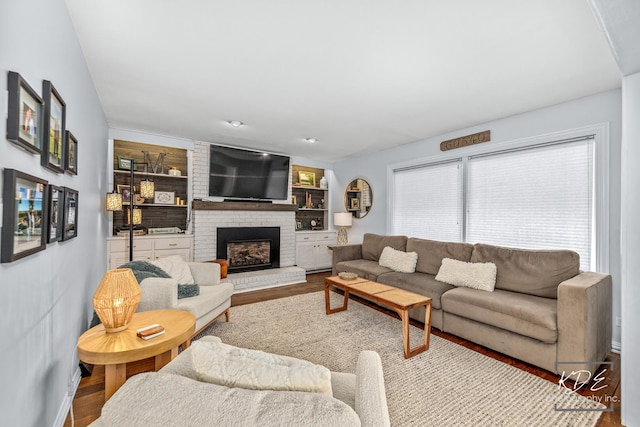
[136,324,165,340]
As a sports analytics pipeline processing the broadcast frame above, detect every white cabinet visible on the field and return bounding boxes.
[295,231,336,271]
[107,234,194,269]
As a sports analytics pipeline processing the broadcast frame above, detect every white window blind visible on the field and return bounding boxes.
[392,160,462,241]
[466,137,594,270]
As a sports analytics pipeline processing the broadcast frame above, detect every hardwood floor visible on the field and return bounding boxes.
[64,272,622,426]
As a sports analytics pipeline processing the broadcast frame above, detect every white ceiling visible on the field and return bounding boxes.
[64,0,621,163]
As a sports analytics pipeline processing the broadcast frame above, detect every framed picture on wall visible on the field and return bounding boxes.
[6,71,44,154]
[1,169,48,263]
[65,131,78,175]
[62,187,78,241]
[41,80,66,173]
[298,171,316,187]
[47,185,64,243]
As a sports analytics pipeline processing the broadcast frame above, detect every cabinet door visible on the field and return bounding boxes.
[315,242,334,269]
[296,241,317,271]
[110,250,153,269]
[153,248,190,261]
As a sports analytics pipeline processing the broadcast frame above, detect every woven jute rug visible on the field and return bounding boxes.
[195,291,604,426]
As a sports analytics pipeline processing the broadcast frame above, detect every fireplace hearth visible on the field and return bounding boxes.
[217,227,280,273]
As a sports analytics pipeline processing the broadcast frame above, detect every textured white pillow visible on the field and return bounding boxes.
[191,340,333,395]
[435,258,497,292]
[378,246,418,273]
[151,255,195,284]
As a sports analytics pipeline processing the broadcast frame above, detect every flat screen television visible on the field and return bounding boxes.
[209,144,290,200]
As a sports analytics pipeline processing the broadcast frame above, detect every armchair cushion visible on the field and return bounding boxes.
[191,340,333,395]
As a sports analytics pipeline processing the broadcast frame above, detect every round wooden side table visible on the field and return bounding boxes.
[77,309,195,401]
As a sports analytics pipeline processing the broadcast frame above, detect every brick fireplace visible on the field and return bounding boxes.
[217,226,280,273]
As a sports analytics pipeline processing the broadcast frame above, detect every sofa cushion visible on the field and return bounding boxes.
[335,259,393,282]
[470,244,579,298]
[362,234,407,262]
[435,258,497,292]
[441,287,558,343]
[376,271,454,310]
[175,283,234,319]
[407,238,474,275]
[151,255,195,284]
[378,246,418,273]
[96,372,361,427]
[191,340,332,395]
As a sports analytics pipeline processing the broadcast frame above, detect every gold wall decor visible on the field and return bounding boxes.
[440,130,491,151]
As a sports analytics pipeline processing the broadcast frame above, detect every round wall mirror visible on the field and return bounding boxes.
[344,178,373,218]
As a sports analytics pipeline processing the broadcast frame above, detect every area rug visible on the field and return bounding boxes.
[195,291,604,426]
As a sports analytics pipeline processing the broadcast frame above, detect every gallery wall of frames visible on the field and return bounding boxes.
[1,71,79,263]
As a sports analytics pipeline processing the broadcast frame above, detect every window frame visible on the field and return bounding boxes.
[387,123,610,273]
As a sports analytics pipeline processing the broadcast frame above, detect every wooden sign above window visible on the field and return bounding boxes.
[440,130,491,151]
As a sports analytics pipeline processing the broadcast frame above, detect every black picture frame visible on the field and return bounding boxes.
[6,71,44,154]
[65,131,78,175]
[41,80,66,173]
[47,185,64,243]
[1,169,48,263]
[61,187,78,241]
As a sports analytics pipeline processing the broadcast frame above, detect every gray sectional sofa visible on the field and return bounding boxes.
[332,233,612,375]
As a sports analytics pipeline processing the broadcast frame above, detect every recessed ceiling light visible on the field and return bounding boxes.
[227,120,243,128]
[305,138,318,143]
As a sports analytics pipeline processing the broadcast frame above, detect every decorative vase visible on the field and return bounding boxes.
[320,176,328,189]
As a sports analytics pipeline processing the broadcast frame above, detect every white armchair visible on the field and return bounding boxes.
[137,262,234,335]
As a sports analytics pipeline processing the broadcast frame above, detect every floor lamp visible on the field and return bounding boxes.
[106,163,154,261]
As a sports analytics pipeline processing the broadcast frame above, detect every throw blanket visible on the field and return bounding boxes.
[119,260,200,299]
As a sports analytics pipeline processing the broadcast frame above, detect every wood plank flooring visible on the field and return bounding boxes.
[64,272,622,427]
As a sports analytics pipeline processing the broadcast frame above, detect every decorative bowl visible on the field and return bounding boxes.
[338,272,358,280]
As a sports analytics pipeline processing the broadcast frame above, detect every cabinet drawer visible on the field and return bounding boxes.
[109,239,153,252]
[314,232,336,242]
[154,238,191,250]
[296,234,315,242]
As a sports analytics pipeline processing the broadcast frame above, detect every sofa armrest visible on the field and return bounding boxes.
[332,244,363,275]
[355,350,390,427]
[188,262,221,286]
[137,277,179,312]
[557,272,612,376]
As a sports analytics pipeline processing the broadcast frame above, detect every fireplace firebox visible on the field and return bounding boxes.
[217,227,280,273]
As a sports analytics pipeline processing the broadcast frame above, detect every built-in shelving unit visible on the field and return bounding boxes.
[111,140,189,235]
[291,164,329,231]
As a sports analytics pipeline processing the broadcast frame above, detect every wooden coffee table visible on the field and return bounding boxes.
[77,309,196,401]
[325,276,432,358]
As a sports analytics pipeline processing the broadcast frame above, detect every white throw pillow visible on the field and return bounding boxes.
[378,246,418,273]
[435,258,497,292]
[191,340,333,395]
[151,255,195,284]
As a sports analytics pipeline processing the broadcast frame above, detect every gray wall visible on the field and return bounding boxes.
[0,0,109,425]
[331,89,622,347]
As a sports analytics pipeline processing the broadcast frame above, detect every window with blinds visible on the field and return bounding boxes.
[391,159,462,241]
[466,137,594,270]
[390,136,595,271]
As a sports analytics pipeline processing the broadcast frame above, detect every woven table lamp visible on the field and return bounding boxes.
[334,212,353,245]
[93,269,141,333]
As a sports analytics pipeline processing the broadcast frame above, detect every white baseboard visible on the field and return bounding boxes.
[53,367,82,427]
[612,340,621,354]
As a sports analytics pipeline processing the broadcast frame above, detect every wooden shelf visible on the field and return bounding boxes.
[114,170,188,179]
[192,201,297,211]
[124,203,188,207]
[292,185,327,191]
